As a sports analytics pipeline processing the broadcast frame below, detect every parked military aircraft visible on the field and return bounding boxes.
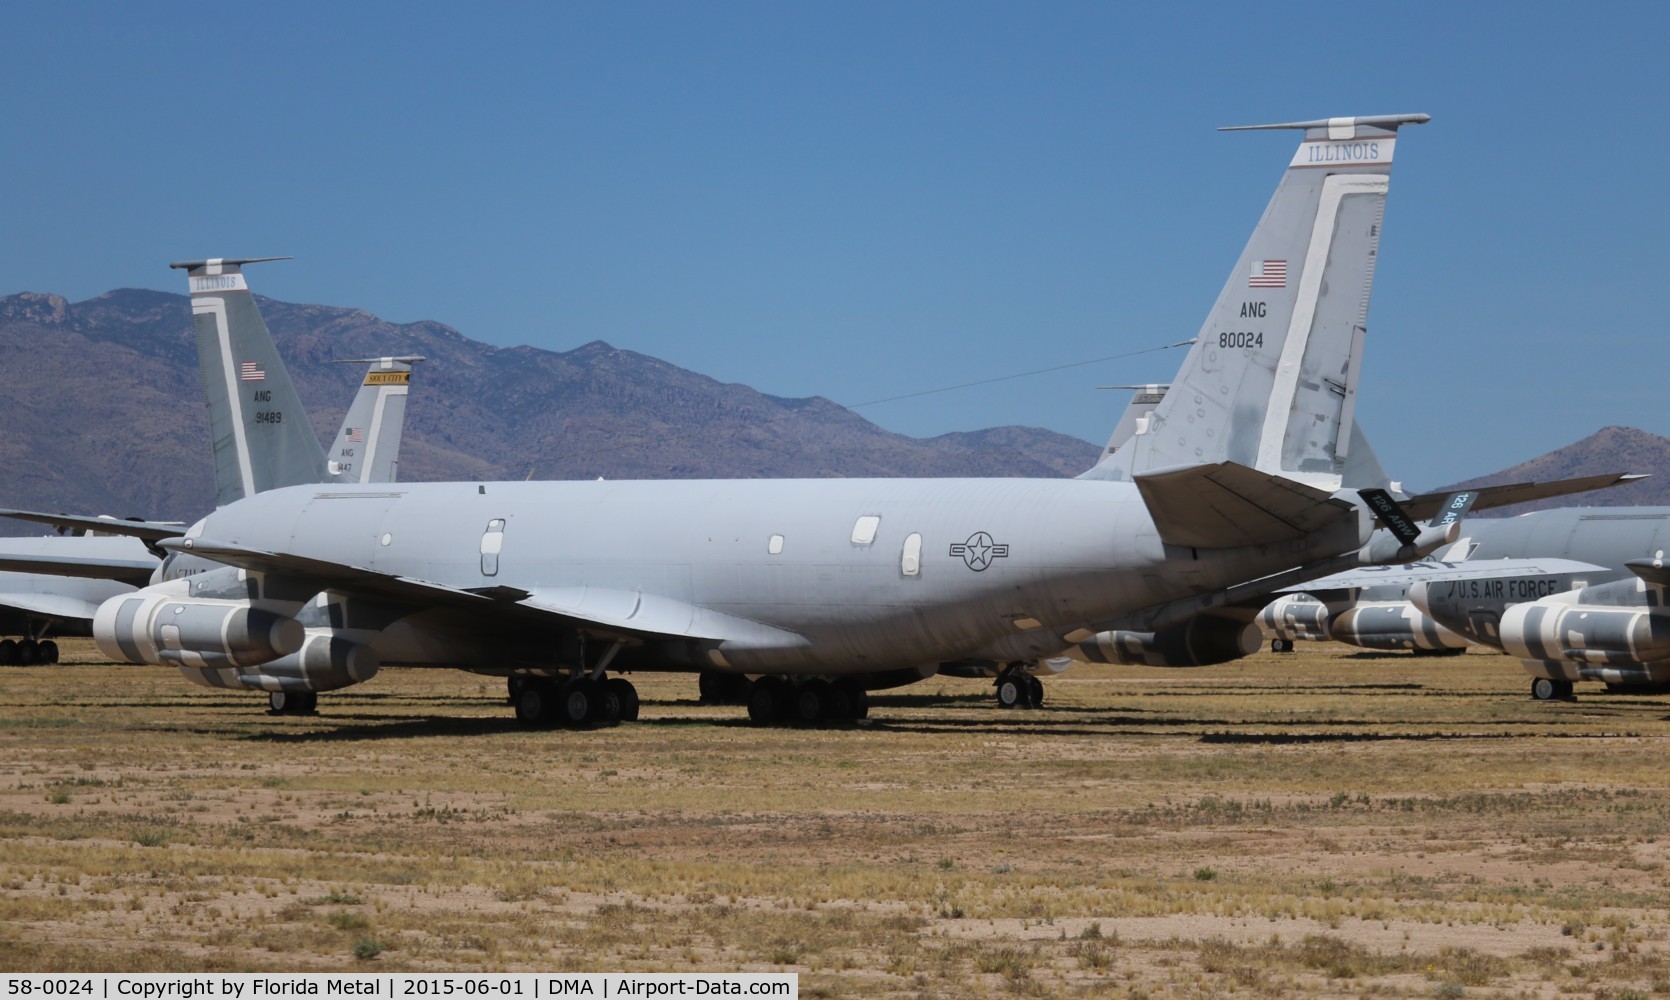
[1402,508,1670,699]
[75,114,1631,727]
[0,259,419,672]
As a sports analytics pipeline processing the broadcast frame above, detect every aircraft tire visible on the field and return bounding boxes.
[996,676,1025,709]
[39,640,58,664]
[1531,677,1559,701]
[748,677,786,725]
[824,682,853,721]
[508,676,528,705]
[849,686,869,720]
[17,639,38,665]
[1271,638,1294,653]
[0,640,15,666]
[607,678,640,722]
[515,684,554,726]
[794,680,827,724]
[561,681,595,727]
[268,690,317,715]
[1025,674,1045,708]
[590,686,622,725]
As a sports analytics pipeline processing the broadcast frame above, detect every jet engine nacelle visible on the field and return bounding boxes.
[94,592,303,669]
[1328,602,1469,652]
[1076,617,1260,668]
[1258,595,1331,642]
[1499,598,1670,668]
[176,630,381,693]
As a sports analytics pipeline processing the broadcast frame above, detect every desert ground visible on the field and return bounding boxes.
[4,641,1670,998]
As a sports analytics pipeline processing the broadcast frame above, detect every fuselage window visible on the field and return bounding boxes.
[901,532,922,576]
[481,518,506,576]
[768,534,785,555]
[851,515,881,546]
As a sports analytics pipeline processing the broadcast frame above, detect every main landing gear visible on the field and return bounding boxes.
[0,638,60,665]
[1270,638,1296,653]
[746,677,868,725]
[511,675,640,728]
[1531,677,1575,702]
[994,664,1044,709]
[268,690,318,715]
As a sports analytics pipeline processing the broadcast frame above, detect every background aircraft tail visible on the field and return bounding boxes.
[326,357,424,484]
[1083,114,1428,490]
[173,258,326,506]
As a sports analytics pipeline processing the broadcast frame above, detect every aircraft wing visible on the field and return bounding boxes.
[1626,560,1670,587]
[0,552,156,586]
[0,591,111,622]
[159,538,805,648]
[1134,461,1354,548]
[0,509,185,543]
[1400,473,1645,522]
[1279,557,1611,596]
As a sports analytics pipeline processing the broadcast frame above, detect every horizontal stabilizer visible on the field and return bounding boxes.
[1626,559,1670,587]
[1135,462,1354,549]
[1400,473,1645,521]
[0,509,185,543]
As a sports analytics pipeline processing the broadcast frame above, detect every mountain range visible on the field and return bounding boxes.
[0,288,1101,526]
[1,287,1665,531]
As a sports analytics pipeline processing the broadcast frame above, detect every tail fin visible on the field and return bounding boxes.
[1095,384,1169,465]
[326,357,424,484]
[172,258,326,506]
[1083,114,1429,489]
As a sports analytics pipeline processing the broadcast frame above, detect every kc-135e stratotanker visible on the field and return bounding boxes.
[78,115,1633,726]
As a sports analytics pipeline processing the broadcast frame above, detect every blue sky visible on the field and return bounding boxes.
[4,2,1666,488]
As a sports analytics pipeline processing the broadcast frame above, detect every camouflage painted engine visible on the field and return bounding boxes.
[181,629,381,694]
[1327,602,1468,652]
[1258,595,1331,642]
[94,592,303,669]
[1500,579,1670,684]
[1075,617,1260,667]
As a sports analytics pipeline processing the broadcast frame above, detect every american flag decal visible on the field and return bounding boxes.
[1248,260,1288,288]
[239,361,266,382]
[346,427,363,443]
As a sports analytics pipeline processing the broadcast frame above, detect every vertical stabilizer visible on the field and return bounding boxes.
[1096,384,1169,464]
[326,357,424,484]
[1083,114,1428,489]
[172,258,326,506]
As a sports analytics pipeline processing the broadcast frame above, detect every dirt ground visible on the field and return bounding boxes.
[4,641,1670,998]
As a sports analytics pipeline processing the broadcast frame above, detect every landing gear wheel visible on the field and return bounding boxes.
[1531,677,1573,701]
[38,640,58,664]
[1271,638,1295,653]
[996,674,1026,709]
[0,640,15,666]
[698,670,725,704]
[268,690,317,715]
[848,686,869,720]
[794,680,828,724]
[17,639,39,665]
[748,677,787,725]
[825,682,854,721]
[590,685,622,725]
[561,680,595,727]
[607,678,640,721]
[1025,674,1045,708]
[516,683,555,726]
[508,676,529,705]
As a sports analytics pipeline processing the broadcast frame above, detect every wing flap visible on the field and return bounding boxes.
[1134,462,1354,549]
